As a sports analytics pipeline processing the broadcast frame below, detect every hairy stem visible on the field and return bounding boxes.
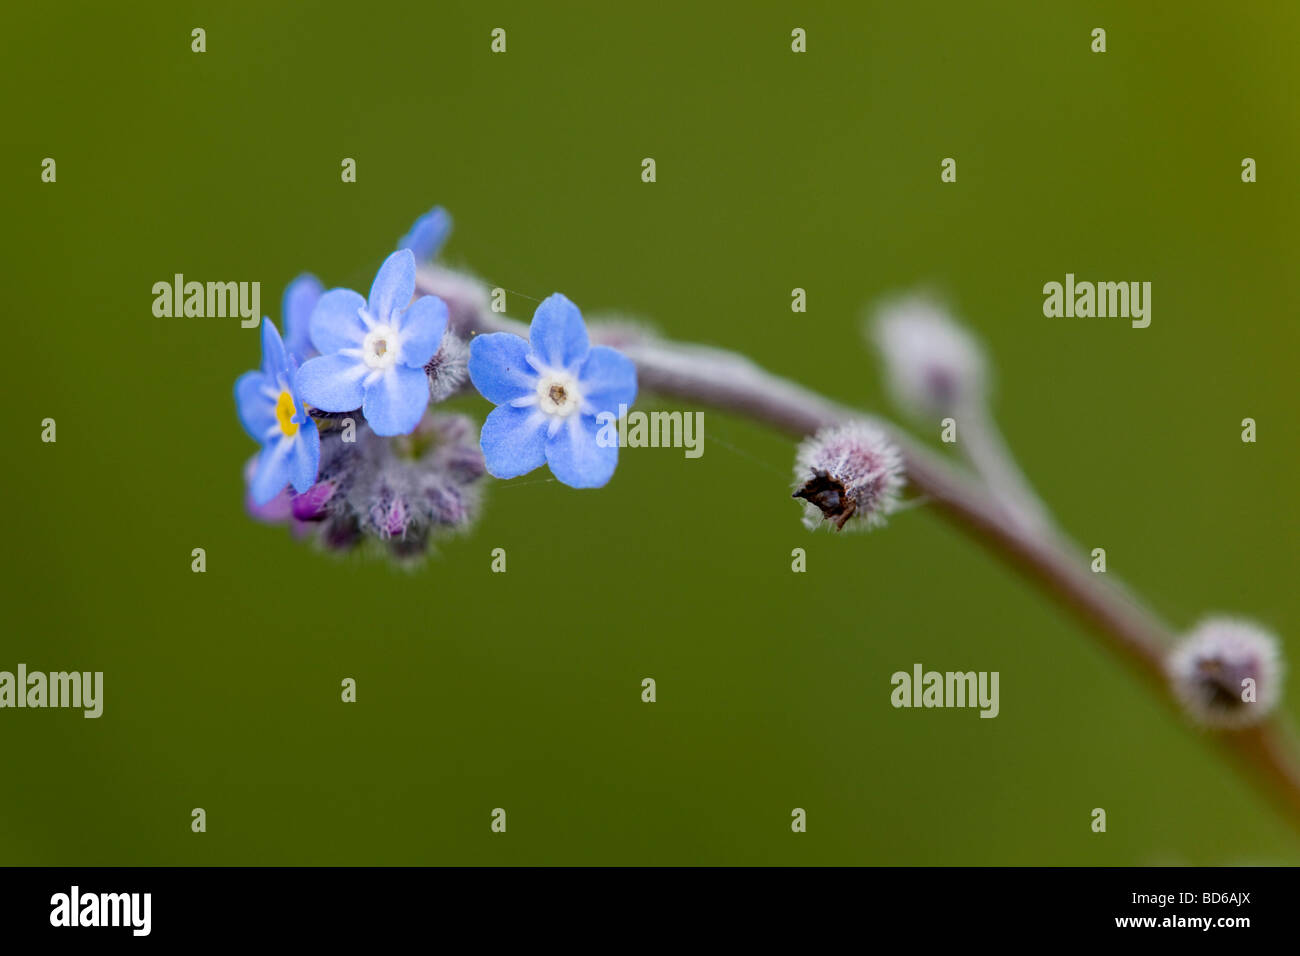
[417,268,1300,836]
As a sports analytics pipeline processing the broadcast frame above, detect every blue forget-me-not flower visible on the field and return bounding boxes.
[397,205,452,262]
[235,319,321,506]
[296,250,450,437]
[467,293,637,488]
[282,273,324,362]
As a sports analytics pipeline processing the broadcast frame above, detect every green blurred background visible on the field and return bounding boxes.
[2,0,1297,865]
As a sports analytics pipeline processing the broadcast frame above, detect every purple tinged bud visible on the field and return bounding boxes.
[383,498,409,537]
[871,295,986,418]
[1168,618,1285,729]
[291,481,336,522]
[792,421,905,531]
[425,483,467,525]
[433,443,486,483]
[249,411,484,559]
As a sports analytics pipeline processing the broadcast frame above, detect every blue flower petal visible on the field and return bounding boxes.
[289,421,320,494]
[529,293,590,370]
[578,345,638,417]
[397,206,452,261]
[310,289,367,354]
[297,353,367,412]
[468,332,536,404]
[250,438,295,506]
[235,370,275,442]
[244,455,293,524]
[259,318,290,381]
[396,294,448,369]
[545,414,618,488]
[362,363,429,436]
[480,404,547,479]
[368,249,416,323]
[283,273,324,359]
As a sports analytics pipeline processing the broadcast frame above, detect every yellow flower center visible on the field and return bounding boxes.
[275,390,300,437]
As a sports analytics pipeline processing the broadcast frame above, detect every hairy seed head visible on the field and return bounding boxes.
[793,421,905,531]
[1167,617,1284,729]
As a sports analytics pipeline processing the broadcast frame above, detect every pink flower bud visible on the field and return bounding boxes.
[871,296,986,418]
[291,481,336,522]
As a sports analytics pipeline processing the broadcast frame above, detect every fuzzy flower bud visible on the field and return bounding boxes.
[424,331,469,404]
[870,295,986,418]
[1167,618,1284,729]
[792,421,905,531]
[280,411,486,561]
[290,480,336,522]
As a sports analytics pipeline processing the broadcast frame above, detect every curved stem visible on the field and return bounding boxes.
[620,339,1172,675]
[417,268,1300,837]
[959,404,1053,536]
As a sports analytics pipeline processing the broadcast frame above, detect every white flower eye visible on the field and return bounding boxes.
[536,371,581,417]
[362,326,399,370]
